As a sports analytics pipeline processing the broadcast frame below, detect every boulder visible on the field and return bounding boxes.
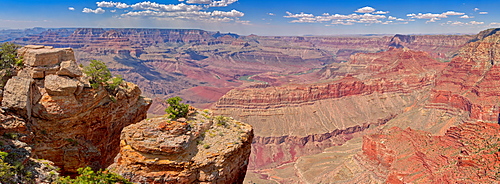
[57,60,82,77]
[1,76,35,118]
[18,46,74,67]
[44,75,80,96]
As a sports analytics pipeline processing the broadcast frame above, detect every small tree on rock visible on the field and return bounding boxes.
[165,96,189,119]
[83,60,123,94]
[83,60,112,89]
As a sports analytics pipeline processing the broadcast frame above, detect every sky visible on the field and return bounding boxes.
[1,0,500,36]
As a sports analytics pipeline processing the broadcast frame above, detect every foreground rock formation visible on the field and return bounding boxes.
[1,45,151,175]
[109,109,253,183]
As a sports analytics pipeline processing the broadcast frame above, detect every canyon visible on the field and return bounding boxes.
[1,27,499,183]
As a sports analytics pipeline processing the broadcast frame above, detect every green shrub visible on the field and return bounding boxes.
[165,96,189,119]
[108,75,124,91]
[56,167,131,184]
[0,151,15,182]
[214,116,229,127]
[83,60,123,94]
[0,42,23,70]
[83,60,112,88]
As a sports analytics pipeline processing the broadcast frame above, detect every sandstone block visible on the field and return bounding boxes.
[1,76,35,118]
[44,75,80,96]
[20,46,75,67]
[57,60,82,77]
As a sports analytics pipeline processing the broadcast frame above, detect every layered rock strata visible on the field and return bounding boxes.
[1,45,151,174]
[109,109,253,184]
[214,48,448,178]
[431,28,500,122]
[357,122,500,183]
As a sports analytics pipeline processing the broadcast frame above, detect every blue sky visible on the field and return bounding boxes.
[1,0,499,35]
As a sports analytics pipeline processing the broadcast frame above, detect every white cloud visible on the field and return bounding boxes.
[441,11,465,16]
[373,11,389,14]
[83,7,105,14]
[442,20,484,26]
[186,0,212,4]
[130,2,203,12]
[469,21,484,25]
[78,0,245,24]
[407,11,464,23]
[211,9,244,17]
[479,12,488,14]
[460,15,473,19]
[355,6,375,13]
[207,0,238,7]
[474,8,480,12]
[268,13,275,16]
[284,12,314,18]
[97,1,129,9]
[490,22,500,26]
[68,7,75,11]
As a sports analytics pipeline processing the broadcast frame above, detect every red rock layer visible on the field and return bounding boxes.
[431,28,500,122]
[359,122,500,183]
[216,48,445,110]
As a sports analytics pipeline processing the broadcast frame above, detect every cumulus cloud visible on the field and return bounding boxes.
[207,0,238,7]
[479,12,488,14]
[130,2,202,12]
[185,0,212,4]
[284,12,314,18]
[442,20,484,26]
[387,16,406,21]
[211,9,244,17]
[474,8,480,12]
[268,13,275,16]
[460,15,473,19]
[68,7,75,11]
[407,11,464,23]
[355,6,375,13]
[83,7,105,14]
[373,11,389,14]
[86,0,247,24]
[97,1,129,8]
[490,22,500,26]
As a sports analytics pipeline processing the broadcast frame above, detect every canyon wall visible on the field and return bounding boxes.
[9,29,472,114]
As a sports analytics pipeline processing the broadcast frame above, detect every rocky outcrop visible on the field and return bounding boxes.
[356,122,500,183]
[431,28,500,122]
[0,110,60,183]
[109,109,253,183]
[1,45,151,174]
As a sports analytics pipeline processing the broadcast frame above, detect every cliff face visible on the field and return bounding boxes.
[9,29,472,115]
[213,48,449,179]
[1,45,151,174]
[255,30,500,183]
[431,28,500,122]
[357,122,500,183]
[109,109,253,183]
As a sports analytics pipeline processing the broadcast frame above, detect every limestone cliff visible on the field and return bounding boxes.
[1,45,151,174]
[109,109,253,183]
